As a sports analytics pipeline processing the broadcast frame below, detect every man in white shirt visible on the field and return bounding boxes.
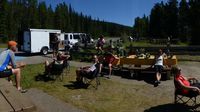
[76,55,99,82]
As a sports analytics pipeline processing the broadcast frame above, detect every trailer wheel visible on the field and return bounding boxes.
[41,47,48,55]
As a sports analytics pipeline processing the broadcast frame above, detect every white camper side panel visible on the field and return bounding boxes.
[31,31,49,53]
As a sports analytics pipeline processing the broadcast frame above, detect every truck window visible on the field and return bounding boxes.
[74,35,80,40]
[70,35,72,39]
[65,35,68,40]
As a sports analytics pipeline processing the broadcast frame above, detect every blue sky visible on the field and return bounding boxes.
[40,0,168,26]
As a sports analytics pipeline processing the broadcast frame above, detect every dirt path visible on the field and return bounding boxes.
[24,88,85,112]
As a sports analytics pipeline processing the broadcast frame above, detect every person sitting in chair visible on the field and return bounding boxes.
[76,55,100,82]
[44,51,70,75]
[172,66,200,95]
[102,52,119,79]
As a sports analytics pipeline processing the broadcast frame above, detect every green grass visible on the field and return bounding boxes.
[177,55,200,61]
[0,43,7,48]
[124,41,153,47]
[122,41,189,47]
[19,64,155,112]
[17,61,197,112]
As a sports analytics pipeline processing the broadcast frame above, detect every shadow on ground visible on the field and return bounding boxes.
[15,52,41,56]
[63,81,88,90]
[144,103,200,112]
[119,72,157,85]
[35,73,55,82]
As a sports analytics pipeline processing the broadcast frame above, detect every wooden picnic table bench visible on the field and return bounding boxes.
[101,55,177,80]
[0,78,35,112]
[121,66,172,80]
[112,55,177,66]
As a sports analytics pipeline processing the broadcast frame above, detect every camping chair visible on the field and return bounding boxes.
[63,59,70,73]
[48,62,65,82]
[80,63,100,89]
[174,78,199,106]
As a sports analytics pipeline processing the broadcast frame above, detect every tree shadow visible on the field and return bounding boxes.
[63,81,89,90]
[144,103,199,112]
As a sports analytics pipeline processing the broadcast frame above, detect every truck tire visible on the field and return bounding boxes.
[41,47,48,55]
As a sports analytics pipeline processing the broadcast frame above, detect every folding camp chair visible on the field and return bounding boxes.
[48,63,65,81]
[174,78,199,106]
[63,59,70,73]
[81,63,100,89]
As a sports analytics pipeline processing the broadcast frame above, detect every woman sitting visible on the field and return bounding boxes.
[173,66,200,95]
[44,51,70,75]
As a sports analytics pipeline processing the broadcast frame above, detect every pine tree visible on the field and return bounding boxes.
[46,5,54,29]
[149,2,166,38]
[38,1,48,28]
[0,0,132,43]
[0,0,8,42]
[189,0,200,45]
[133,15,149,38]
[178,0,190,42]
[165,0,178,38]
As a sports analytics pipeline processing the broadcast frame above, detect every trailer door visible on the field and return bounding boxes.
[31,31,49,53]
[23,31,31,52]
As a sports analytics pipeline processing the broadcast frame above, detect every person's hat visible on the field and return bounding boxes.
[8,41,17,47]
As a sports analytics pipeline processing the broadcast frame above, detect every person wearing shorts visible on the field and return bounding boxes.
[96,35,105,54]
[153,49,166,87]
[51,34,60,58]
[102,52,118,79]
[0,41,27,93]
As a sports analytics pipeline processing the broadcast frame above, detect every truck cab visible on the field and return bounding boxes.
[62,33,93,50]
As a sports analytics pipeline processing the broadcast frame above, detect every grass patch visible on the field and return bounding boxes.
[0,43,7,48]
[19,64,157,112]
[177,55,200,62]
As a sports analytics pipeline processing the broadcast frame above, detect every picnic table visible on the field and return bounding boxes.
[111,55,178,80]
[0,78,35,112]
[112,55,177,66]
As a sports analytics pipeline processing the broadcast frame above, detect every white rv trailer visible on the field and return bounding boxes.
[22,29,64,55]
